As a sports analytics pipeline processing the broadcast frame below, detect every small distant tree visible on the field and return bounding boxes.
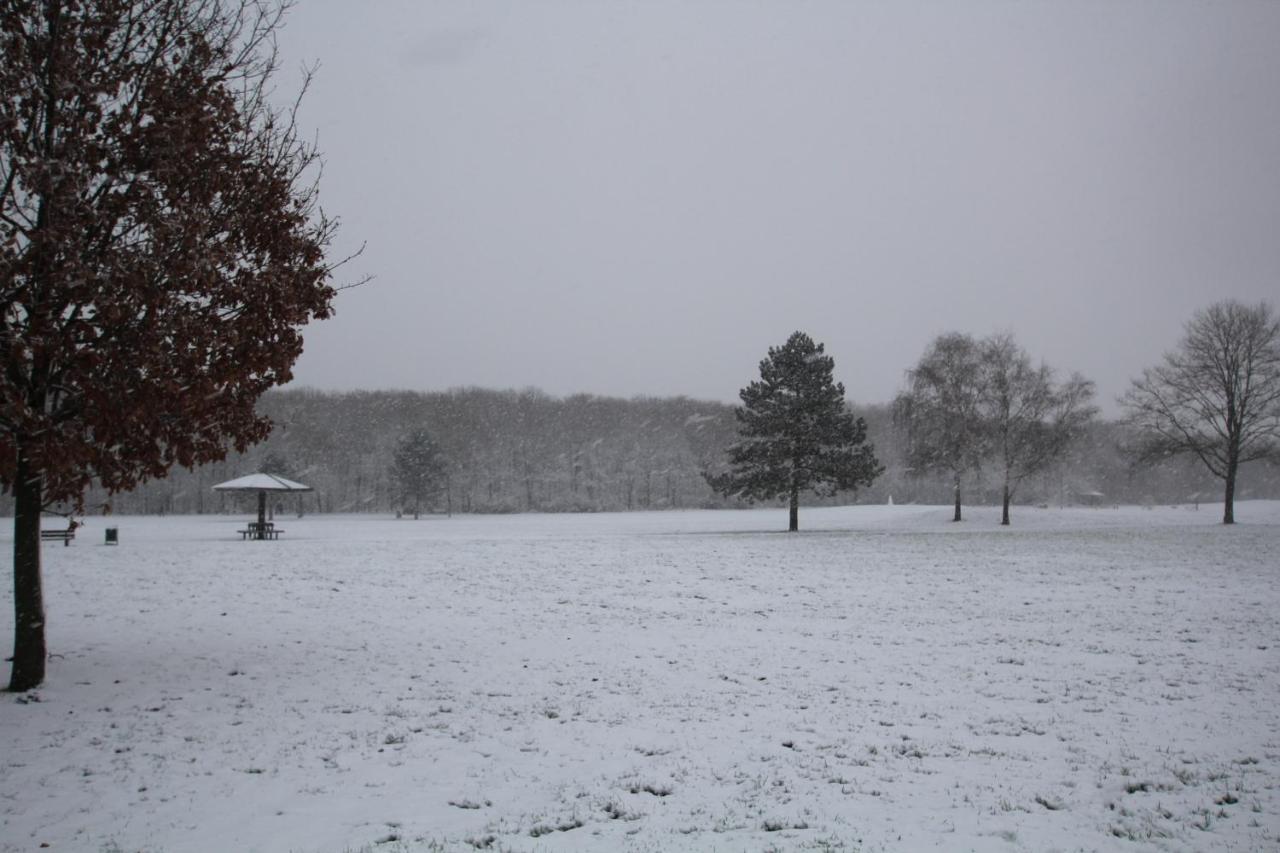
[979,334,1097,525]
[1121,300,1280,524]
[708,331,882,531]
[1,1,346,691]
[259,451,295,479]
[893,333,986,522]
[258,451,304,517]
[391,430,447,519]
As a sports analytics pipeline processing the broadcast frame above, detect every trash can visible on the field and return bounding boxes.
[105,527,118,545]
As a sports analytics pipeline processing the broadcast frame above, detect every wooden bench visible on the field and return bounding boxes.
[41,529,76,546]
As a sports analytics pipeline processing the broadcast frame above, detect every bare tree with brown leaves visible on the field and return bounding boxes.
[1122,301,1280,525]
[1,0,351,690]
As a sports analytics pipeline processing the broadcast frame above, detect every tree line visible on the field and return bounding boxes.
[71,327,1276,524]
[85,388,742,516]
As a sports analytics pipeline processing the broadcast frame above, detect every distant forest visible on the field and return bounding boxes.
[43,387,1277,518]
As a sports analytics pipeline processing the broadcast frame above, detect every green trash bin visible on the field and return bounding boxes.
[105,527,118,545]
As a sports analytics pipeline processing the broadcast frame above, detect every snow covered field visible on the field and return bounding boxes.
[3,502,1280,852]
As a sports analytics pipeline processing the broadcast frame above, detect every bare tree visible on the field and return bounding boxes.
[1121,300,1280,524]
[980,334,1097,525]
[893,332,986,522]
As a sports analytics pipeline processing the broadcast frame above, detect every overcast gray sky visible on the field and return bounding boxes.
[276,1,1280,414]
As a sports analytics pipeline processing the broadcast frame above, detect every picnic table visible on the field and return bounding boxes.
[238,521,283,541]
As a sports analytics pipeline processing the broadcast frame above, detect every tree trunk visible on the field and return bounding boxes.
[10,3,56,691]
[788,487,799,532]
[9,452,46,691]
[952,471,962,522]
[1223,456,1237,525]
[1001,480,1011,526]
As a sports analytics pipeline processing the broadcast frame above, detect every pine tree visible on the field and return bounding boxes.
[391,430,447,519]
[708,332,882,531]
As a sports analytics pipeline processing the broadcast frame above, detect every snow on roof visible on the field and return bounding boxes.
[211,473,312,492]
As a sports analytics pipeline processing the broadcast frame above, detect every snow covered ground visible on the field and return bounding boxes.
[3,502,1280,852]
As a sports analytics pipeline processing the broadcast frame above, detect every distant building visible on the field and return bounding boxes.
[1069,488,1107,507]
